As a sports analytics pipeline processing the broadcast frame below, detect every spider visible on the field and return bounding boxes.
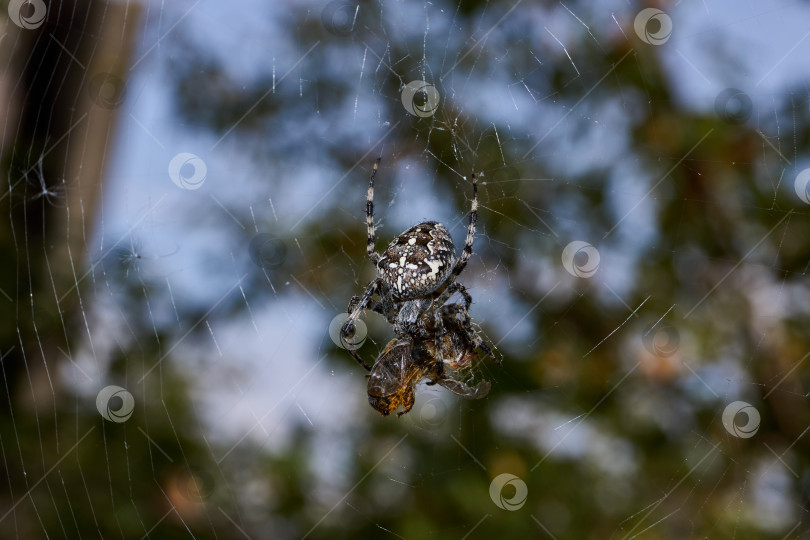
[367,304,494,416]
[341,159,500,415]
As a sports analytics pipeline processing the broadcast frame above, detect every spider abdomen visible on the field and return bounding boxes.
[377,221,456,299]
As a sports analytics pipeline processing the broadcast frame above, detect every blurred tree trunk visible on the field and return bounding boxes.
[0,0,139,420]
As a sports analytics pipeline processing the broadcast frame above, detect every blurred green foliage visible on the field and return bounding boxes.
[2,1,810,539]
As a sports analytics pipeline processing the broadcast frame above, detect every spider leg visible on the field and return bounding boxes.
[473,336,500,366]
[342,279,382,372]
[443,172,479,289]
[433,282,472,311]
[348,295,385,317]
[442,303,501,367]
[344,279,380,325]
[346,347,372,371]
[366,158,382,266]
[428,310,446,384]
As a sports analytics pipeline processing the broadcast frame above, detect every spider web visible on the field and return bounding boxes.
[2,0,810,538]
